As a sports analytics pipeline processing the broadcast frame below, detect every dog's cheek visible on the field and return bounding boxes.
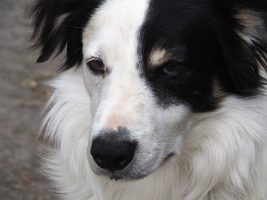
[133,104,191,171]
[154,105,191,152]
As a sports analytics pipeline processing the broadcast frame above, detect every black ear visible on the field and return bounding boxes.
[216,1,267,96]
[31,0,101,69]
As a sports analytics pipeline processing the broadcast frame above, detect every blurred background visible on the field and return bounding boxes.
[0,0,57,199]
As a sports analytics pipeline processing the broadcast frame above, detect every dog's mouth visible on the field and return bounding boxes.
[95,167,148,181]
[109,173,140,181]
[164,153,175,162]
[92,153,176,181]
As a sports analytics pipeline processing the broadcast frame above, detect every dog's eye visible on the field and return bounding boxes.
[163,65,177,76]
[162,62,183,77]
[86,58,106,74]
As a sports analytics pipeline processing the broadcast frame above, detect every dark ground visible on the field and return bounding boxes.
[0,0,57,199]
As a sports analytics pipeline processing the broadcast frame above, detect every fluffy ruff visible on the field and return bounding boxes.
[41,69,267,200]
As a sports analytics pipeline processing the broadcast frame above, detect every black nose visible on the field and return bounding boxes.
[90,133,136,172]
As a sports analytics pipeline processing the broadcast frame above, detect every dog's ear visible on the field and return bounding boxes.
[215,1,267,96]
[31,0,101,69]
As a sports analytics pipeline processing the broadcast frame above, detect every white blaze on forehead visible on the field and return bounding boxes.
[83,0,151,68]
[82,0,152,131]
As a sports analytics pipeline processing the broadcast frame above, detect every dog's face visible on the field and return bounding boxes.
[32,0,267,180]
[82,0,192,179]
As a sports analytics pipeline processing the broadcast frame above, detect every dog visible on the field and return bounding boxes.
[31,0,267,199]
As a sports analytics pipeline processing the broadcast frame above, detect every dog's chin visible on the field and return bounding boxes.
[105,171,148,181]
[90,166,150,181]
[89,153,175,181]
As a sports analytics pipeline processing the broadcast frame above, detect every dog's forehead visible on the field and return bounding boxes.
[83,0,151,68]
[82,0,208,69]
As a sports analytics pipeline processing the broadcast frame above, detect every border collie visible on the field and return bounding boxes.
[31,0,267,199]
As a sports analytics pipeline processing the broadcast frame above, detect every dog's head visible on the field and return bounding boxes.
[32,0,267,180]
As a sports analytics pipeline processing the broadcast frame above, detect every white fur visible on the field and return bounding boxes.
[42,69,267,200]
[40,0,267,199]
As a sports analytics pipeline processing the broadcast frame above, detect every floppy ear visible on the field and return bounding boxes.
[215,1,267,96]
[31,0,101,69]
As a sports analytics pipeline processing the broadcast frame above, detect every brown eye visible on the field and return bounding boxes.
[86,58,105,74]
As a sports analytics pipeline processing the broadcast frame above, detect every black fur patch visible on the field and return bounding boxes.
[31,0,104,69]
[31,0,267,111]
[139,0,267,112]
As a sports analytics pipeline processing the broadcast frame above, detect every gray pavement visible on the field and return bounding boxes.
[0,0,57,199]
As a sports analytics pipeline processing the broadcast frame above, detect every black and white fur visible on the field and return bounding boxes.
[31,0,267,199]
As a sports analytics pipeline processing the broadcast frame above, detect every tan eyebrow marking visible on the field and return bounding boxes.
[148,48,174,68]
[235,9,263,29]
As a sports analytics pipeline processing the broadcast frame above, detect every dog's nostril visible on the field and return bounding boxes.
[116,157,128,168]
[90,132,136,172]
[94,155,104,166]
